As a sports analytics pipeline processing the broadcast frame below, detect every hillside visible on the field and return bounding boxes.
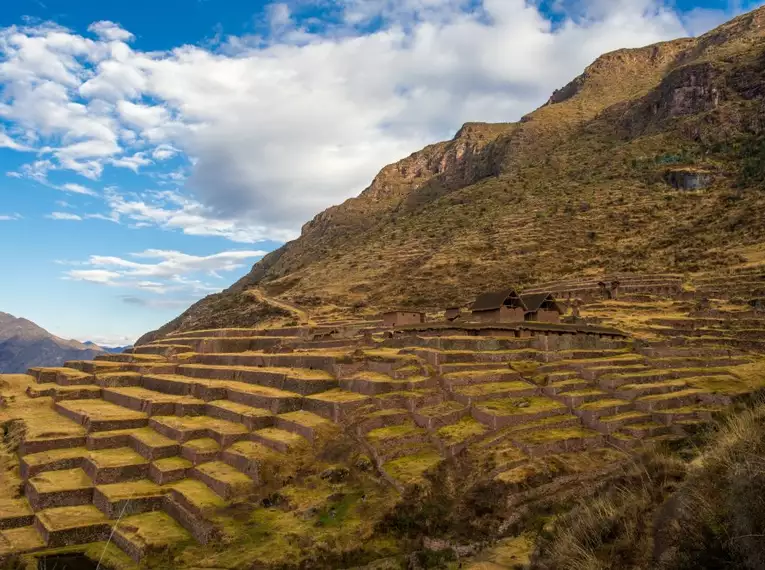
[0,312,104,373]
[140,6,765,341]
[4,7,765,570]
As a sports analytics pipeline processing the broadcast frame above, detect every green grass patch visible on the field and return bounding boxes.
[437,417,487,444]
[383,451,442,485]
[366,423,425,443]
[454,381,535,397]
[476,396,564,416]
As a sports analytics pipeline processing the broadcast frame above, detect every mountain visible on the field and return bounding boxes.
[0,312,105,373]
[141,6,765,343]
[82,341,132,354]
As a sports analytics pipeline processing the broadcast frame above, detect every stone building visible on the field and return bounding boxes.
[519,293,564,323]
[382,311,426,327]
[471,290,563,323]
[470,290,526,322]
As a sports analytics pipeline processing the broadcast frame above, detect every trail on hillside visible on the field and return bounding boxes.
[246,288,312,325]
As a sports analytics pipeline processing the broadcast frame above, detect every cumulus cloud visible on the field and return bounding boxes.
[0,3,757,241]
[62,248,266,297]
[46,211,83,220]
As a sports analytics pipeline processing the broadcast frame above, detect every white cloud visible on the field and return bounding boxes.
[0,1,756,242]
[60,182,98,196]
[98,189,294,242]
[62,248,266,296]
[152,144,179,161]
[87,21,134,43]
[46,211,83,220]
[0,130,32,151]
[67,269,122,283]
[109,151,152,171]
[0,213,22,220]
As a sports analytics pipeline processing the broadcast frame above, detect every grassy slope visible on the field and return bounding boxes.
[138,7,765,338]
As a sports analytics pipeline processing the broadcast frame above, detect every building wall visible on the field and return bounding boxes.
[472,309,500,323]
[445,308,461,321]
[383,312,424,326]
[499,306,526,322]
[537,309,561,323]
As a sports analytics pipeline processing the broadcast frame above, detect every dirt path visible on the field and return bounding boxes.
[246,288,312,325]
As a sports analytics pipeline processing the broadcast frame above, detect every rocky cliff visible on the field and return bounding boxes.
[142,6,765,340]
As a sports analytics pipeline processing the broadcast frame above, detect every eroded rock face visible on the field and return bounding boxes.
[665,168,714,190]
[620,62,723,138]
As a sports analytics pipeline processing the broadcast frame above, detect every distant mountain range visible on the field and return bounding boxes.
[82,341,132,354]
[0,312,131,374]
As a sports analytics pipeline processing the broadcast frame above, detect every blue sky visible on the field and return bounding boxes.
[0,0,762,345]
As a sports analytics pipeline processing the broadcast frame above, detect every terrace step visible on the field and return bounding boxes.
[598,367,736,390]
[591,411,653,434]
[574,398,634,420]
[0,525,44,555]
[191,461,254,499]
[26,384,102,401]
[190,351,339,375]
[303,389,371,421]
[163,479,227,543]
[102,386,206,416]
[133,343,191,356]
[581,365,651,381]
[177,363,337,395]
[339,372,430,395]
[0,499,34,531]
[34,505,111,548]
[55,399,148,432]
[615,379,689,400]
[451,381,538,405]
[84,447,149,484]
[181,438,221,464]
[141,373,304,414]
[95,353,165,363]
[634,389,707,412]
[93,480,165,518]
[557,389,611,407]
[149,415,249,446]
[354,408,411,435]
[274,410,337,441]
[618,422,673,438]
[250,427,309,453]
[511,427,604,457]
[651,405,726,425]
[113,511,191,562]
[440,368,524,389]
[412,401,468,430]
[28,367,93,386]
[220,440,287,484]
[437,362,520,375]
[64,360,137,374]
[149,457,192,485]
[471,396,568,430]
[205,400,274,430]
[86,426,178,459]
[20,447,88,479]
[95,371,143,388]
[25,468,93,510]
[374,388,443,411]
[541,378,592,396]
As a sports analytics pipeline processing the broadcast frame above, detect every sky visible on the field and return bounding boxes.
[0,0,762,346]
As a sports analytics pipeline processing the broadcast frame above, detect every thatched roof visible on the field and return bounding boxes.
[520,292,563,313]
[471,289,520,312]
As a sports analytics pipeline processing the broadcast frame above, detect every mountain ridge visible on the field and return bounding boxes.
[0,311,106,373]
[139,5,765,343]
